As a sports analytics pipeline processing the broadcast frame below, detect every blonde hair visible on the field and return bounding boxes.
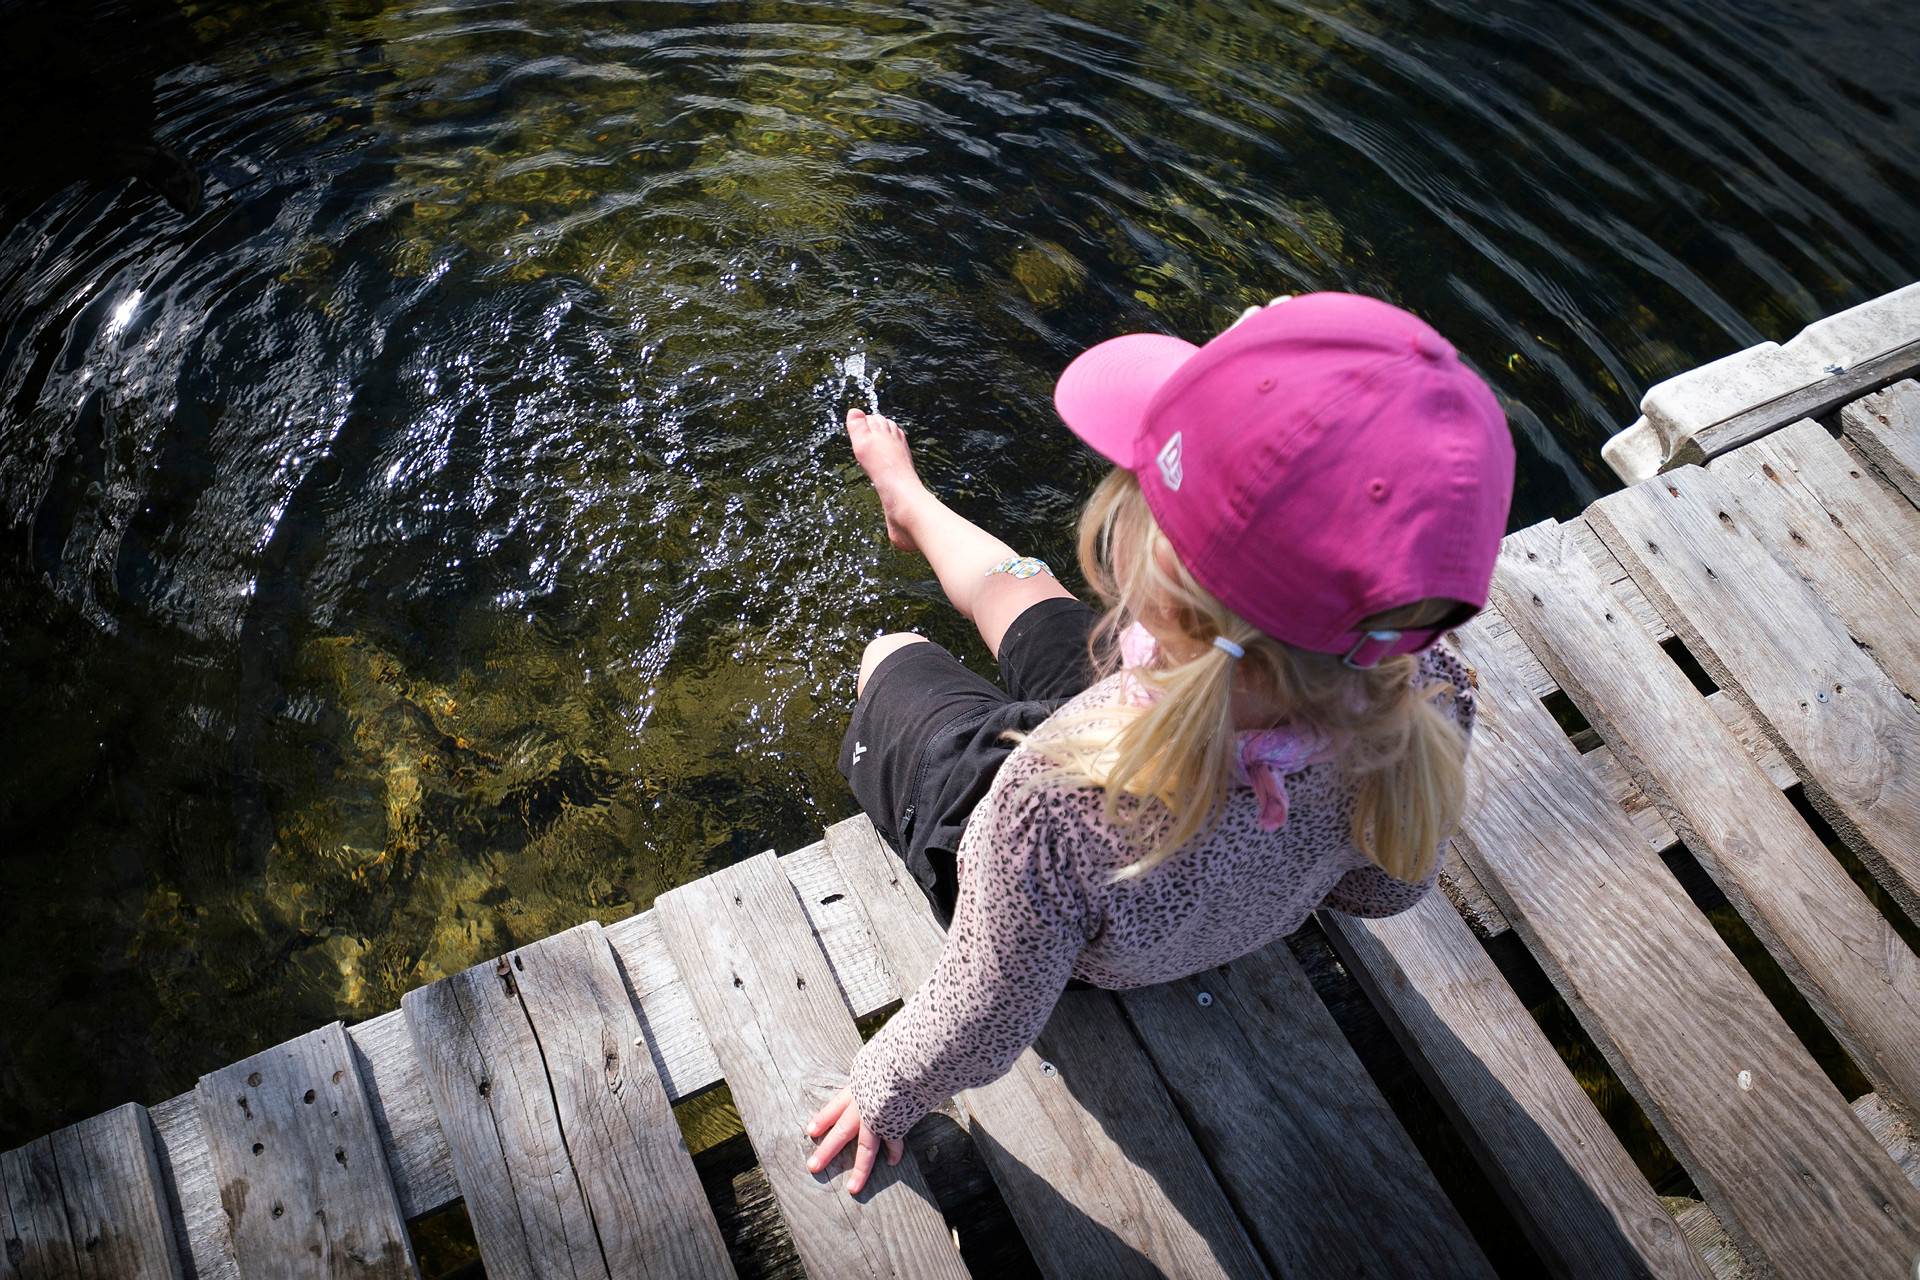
[1023,470,1469,882]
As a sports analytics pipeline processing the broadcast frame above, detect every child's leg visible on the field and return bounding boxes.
[847,409,1077,659]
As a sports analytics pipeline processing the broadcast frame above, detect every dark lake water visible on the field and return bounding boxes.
[1,0,1916,1180]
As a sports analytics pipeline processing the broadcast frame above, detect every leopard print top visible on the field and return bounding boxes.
[850,647,1476,1141]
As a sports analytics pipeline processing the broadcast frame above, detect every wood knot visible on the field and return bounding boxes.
[335,1148,347,1166]
[271,1204,284,1220]
[477,1079,491,1098]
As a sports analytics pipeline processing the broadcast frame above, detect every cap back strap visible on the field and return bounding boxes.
[1341,630,1402,670]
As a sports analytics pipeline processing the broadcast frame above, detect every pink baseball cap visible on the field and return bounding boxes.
[1054,293,1514,665]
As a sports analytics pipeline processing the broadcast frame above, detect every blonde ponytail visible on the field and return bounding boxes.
[1023,470,1468,882]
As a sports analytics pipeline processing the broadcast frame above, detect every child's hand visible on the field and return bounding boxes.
[805,1087,903,1194]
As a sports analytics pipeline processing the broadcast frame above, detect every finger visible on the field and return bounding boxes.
[805,1089,849,1138]
[848,1125,879,1194]
[807,1106,862,1174]
[886,1137,903,1166]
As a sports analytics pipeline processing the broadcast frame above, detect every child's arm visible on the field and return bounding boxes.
[845,781,1088,1145]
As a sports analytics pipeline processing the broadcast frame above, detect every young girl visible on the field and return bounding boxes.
[806,292,1514,1193]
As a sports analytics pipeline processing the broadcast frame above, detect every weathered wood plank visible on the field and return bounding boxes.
[1840,379,1920,507]
[1715,418,1920,700]
[3,1134,77,1279]
[782,839,898,1020]
[1472,613,1558,698]
[405,922,734,1280]
[1589,466,1920,923]
[1496,520,1920,1127]
[516,923,735,1277]
[1689,337,1920,463]
[1566,516,1675,643]
[196,1024,413,1279]
[405,954,601,1278]
[345,1010,457,1219]
[1438,841,1512,938]
[146,1092,240,1280]
[822,816,1268,1280]
[1,1104,186,1279]
[1856,1093,1920,1192]
[601,910,724,1103]
[655,850,969,1280]
[1320,896,1711,1280]
[1582,746,1679,853]
[1123,941,1492,1277]
[59,1105,185,1279]
[1448,608,1920,1276]
[1705,692,1797,790]
[601,846,899,1109]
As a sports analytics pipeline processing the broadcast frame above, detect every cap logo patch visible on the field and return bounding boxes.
[1156,432,1184,491]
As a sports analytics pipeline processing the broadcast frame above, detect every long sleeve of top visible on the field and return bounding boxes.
[851,783,1088,1140]
[849,647,1474,1141]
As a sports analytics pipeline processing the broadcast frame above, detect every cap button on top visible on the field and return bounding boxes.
[1414,334,1450,361]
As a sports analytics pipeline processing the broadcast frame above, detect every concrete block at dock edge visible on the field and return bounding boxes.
[1602,280,1920,483]
[1601,417,1663,486]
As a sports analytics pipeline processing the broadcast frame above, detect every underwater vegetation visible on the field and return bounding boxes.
[0,0,1917,1175]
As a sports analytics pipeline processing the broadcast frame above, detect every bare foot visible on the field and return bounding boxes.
[847,408,927,553]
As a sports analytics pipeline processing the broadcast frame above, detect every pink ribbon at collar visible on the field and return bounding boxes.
[1232,727,1338,831]
[1117,622,1338,828]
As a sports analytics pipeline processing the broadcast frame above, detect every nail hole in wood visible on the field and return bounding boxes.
[246,1072,262,1087]
[820,893,844,905]
[252,1143,263,1155]
[303,1089,316,1104]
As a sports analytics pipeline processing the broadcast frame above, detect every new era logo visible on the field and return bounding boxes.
[1156,432,1184,490]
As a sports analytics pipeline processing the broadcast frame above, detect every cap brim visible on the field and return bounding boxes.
[1054,333,1199,466]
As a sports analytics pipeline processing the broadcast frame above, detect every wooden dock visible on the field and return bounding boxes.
[11,366,1920,1277]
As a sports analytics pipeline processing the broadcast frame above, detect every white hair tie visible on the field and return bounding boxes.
[1212,636,1245,659]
